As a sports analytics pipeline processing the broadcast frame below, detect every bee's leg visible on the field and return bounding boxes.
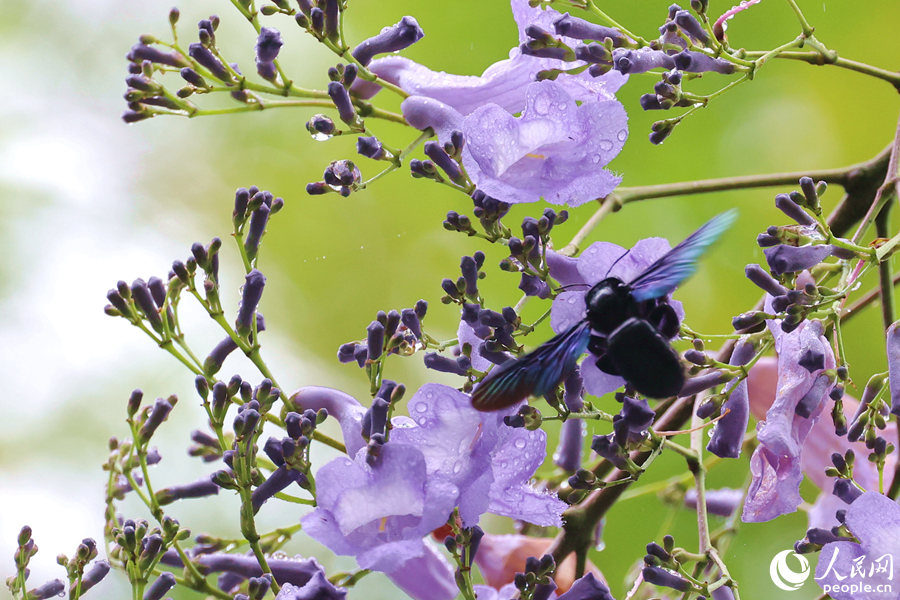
[648,303,680,339]
[588,334,620,375]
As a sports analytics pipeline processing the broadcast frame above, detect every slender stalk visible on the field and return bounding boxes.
[877,204,895,331]
[742,50,900,90]
[782,0,814,37]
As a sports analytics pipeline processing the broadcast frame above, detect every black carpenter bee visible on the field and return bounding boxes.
[471,210,737,411]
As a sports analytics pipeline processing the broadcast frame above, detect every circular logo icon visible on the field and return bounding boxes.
[769,549,811,591]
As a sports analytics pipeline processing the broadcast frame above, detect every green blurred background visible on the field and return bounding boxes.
[1,0,899,598]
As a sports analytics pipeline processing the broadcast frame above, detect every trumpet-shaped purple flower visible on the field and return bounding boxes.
[300,443,459,572]
[356,0,628,206]
[815,492,900,599]
[353,0,626,114]
[742,306,835,523]
[384,543,458,600]
[296,384,564,575]
[547,239,684,398]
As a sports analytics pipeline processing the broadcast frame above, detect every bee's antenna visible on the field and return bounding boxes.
[604,248,632,279]
[556,283,591,292]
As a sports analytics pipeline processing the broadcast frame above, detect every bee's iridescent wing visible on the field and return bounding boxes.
[471,321,591,412]
[628,209,737,303]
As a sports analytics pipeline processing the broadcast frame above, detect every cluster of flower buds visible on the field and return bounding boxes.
[110,516,185,598]
[794,520,854,555]
[442,252,487,304]
[295,0,342,44]
[411,131,470,190]
[104,432,161,501]
[640,69,693,112]
[499,209,568,297]
[511,554,557,600]
[233,574,273,600]
[307,159,363,196]
[756,178,857,277]
[846,374,892,450]
[105,271,182,336]
[505,404,543,430]
[338,300,428,366]
[188,427,224,463]
[360,380,406,464]
[642,535,697,594]
[127,390,178,447]
[233,186,285,263]
[444,189,512,243]
[325,63,363,132]
[251,408,325,510]
[590,432,640,475]
[462,304,522,365]
[825,450,865,505]
[442,525,485,586]
[6,527,108,600]
[612,393,656,447]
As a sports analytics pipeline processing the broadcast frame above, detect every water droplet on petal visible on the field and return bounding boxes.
[599,140,613,152]
[617,129,627,141]
[592,154,601,164]
[453,461,462,474]
[415,403,428,413]
[310,131,333,141]
[514,438,527,449]
[533,95,551,115]
[417,417,428,426]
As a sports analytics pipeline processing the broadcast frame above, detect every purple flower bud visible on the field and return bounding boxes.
[131,278,162,330]
[556,573,614,600]
[672,50,734,73]
[744,264,788,297]
[798,346,826,373]
[156,475,220,505]
[684,487,743,517]
[414,299,428,319]
[423,352,468,375]
[678,370,730,397]
[366,321,384,361]
[244,203,270,261]
[553,418,585,471]
[181,67,208,89]
[257,60,277,81]
[832,479,862,504]
[236,269,266,336]
[673,10,709,43]
[255,27,283,63]
[189,43,231,82]
[764,244,834,276]
[424,141,463,184]
[553,12,628,46]
[642,565,690,592]
[147,276,166,307]
[356,136,385,159]
[590,434,630,470]
[129,43,190,69]
[519,273,551,298]
[774,193,814,225]
[365,398,390,438]
[799,176,820,208]
[143,571,175,600]
[352,16,424,66]
[140,397,175,441]
[28,579,65,600]
[613,48,675,74]
[707,341,753,458]
[77,561,110,594]
[459,255,479,297]
[327,81,356,125]
[400,308,422,339]
[888,320,900,417]
[337,342,357,364]
[251,466,308,511]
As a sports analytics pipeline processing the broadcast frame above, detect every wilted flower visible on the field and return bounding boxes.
[742,307,836,522]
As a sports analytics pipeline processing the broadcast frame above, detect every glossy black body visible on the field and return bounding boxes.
[584,277,684,398]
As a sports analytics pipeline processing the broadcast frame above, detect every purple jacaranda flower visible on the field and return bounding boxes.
[815,492,900,599]
[300,442,459,572]
[274,571,346,600]
[462,80,627,206]
[289,386,368,456]
[548,239,684,398]
[297,384,563,578]
[353,0,626,113]
[742,305,836,522]
[391,384,565,527]
[747,357,896,529]
[684,487,744,518]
